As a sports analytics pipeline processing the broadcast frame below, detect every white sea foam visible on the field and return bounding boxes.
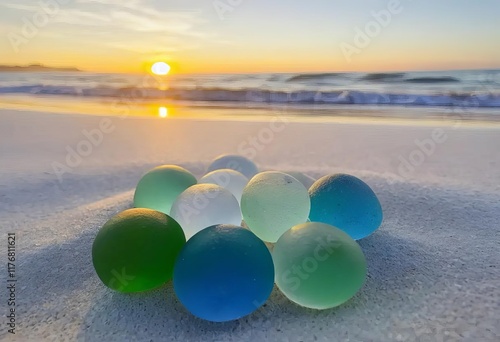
[1,70,500,109]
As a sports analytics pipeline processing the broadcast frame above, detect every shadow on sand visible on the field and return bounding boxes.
[71,230,445,341]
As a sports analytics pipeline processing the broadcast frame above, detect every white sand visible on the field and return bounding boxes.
[0,108,499,341]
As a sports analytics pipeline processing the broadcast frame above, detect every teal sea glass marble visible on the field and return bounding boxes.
[207,154,258,179]
[133,165,197,214]
[309,173,383,240]
[173,225,274,322]
[241,171,310,243]
[273,222,367,309]
[92,208,186,293]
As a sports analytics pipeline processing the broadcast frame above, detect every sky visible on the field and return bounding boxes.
[0,0,499,74]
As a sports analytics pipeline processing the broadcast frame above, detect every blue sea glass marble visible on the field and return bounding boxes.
[207,154,258,179]
[173,225,274,322]
[309,174,383,240]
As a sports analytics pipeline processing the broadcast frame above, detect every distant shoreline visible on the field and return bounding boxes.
[0,64,80,72]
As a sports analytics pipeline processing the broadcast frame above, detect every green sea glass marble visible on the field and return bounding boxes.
[273,222,367,309]
[133,165,197,214]
[241,171,310,243]
[92,208,186,293]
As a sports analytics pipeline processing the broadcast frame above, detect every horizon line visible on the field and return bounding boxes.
[2,63,500,75]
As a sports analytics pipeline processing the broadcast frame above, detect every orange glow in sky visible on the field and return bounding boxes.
[0,1,498,74]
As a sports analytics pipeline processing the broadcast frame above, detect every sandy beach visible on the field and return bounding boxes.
[0,107,498,341]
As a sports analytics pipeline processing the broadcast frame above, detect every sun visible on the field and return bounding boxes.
[158,106,168,118]
[151,62,171,75]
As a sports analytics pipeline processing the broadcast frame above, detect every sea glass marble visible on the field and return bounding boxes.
[92,208,186,293]
[309,173,383,240]
[173,225,274,322]
[199,169,248,204]
[283,171,316,189]
[170,184,241,239]
[133,165,197,214]
[273,222,367,309]
[241,171,310,243]
[207,154,258,179]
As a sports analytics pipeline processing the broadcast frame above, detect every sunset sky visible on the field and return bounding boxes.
[1,0,499,74]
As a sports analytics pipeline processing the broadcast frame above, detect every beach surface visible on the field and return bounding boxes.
[0,108,499,341]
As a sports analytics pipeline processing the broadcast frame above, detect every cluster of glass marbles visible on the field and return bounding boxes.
[92,154,383,322]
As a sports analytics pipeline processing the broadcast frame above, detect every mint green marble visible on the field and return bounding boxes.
[241,171,310,243]
[273,222,367,309]
[133,165,197,214]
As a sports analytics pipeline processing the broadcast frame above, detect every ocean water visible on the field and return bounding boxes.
[0,69,499,116]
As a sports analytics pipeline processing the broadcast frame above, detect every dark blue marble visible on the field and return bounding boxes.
[173,225,274,322]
